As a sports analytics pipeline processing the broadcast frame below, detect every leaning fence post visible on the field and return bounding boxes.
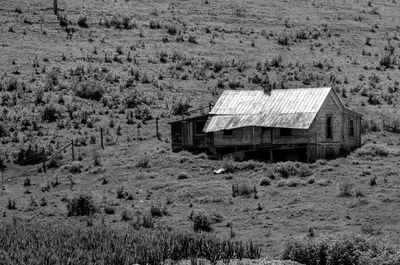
[71,140,75,161]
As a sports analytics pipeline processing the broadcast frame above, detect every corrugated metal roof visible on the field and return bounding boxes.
[204,87,332,132]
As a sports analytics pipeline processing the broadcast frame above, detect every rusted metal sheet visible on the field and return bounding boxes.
[204,87,331,132]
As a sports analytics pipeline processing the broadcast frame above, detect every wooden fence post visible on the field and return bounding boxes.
[53,0,58,15]
[42,147,46,173]
[71,140,75,161]
[156,117,159,139]
[100,128,104,149]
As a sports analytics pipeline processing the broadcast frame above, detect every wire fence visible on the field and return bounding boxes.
[0,102,214,182]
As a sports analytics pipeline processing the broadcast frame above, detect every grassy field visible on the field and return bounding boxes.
[0,0,400,262]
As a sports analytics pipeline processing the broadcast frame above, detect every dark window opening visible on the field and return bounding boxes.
[195,121,206,135]
[349,119,354,137]
[326,116,333,139]
[223,129,233,136]
[280,128,291,136]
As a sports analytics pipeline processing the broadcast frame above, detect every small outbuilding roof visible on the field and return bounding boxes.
[204,87,358,132]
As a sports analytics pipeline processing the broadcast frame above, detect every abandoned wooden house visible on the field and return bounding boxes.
[169,87,362,162]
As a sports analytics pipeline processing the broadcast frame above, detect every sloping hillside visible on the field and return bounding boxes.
[0,0,400,258]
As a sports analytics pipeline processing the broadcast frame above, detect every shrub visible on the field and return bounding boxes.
[121,209,132,221]
[355,144,392,157]
[232,181,254,197]
[273,162,312,178]
[23,178,31,187]
[7,198,16,210]
[136,156,150,168]
[260,177,271,186]
[125,90,145,108]
[109,15,135,29]
[150,202,168,217]
[188,35,197,44]
[69,161,83,174]
[5,77,18,91]
[383,117,400,133]
[277,33,291,45]
[104,204,115,215]
[0,122,9,137]
[67,194,96,216]
[75,80,105,101]
[116,186,127,199]
[132,214,155,229]
[42,104,61,122]
[166,24,178,35]
[192,211,213,232]
[149,20,161,29]
[369,176,377,186]
[339,181,352,197]
[361,119,381,133]
[172,100,191,115]
[223,159,236,173]
[77,16,88,28]
[177,172,189,179]
[14,143,46,166]
[135,105,152,120]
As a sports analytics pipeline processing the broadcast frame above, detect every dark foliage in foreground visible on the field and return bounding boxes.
[0,220,261,265]
[282,233,400,265]
[67,194,97,216]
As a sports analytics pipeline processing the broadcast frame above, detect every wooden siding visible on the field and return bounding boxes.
[213,126,310,146]
[313,90,361,158]
[170,116,209,152]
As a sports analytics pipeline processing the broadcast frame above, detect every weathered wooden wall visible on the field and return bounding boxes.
[313,90,361,159]
[170,116,209,152]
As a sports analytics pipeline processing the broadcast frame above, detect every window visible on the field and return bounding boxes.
[326,116,333,139]
[280,128,291,136]
[223,129,233,136]
[195,121,206,135]
[349,119,354,137]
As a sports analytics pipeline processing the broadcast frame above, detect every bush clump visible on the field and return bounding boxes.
[192,211,213,232]
[42,104,61,122]
[150,202,169,217]
[354,144,394,157]
[232,181,254,197]
[75,80,105,101]
[67,194,96,216]
[273,161,313,178]
[77,16,88,28]
[69,161,83,174]
[136,156,150,168]
[14,143,46,166]
[282,233,400,265]
[172,100,191,116]
[260,177,271,186]
[0,122,10,137]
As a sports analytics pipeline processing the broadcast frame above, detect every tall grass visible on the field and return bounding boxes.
[0,220,261,264]
[282,233,400,265]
